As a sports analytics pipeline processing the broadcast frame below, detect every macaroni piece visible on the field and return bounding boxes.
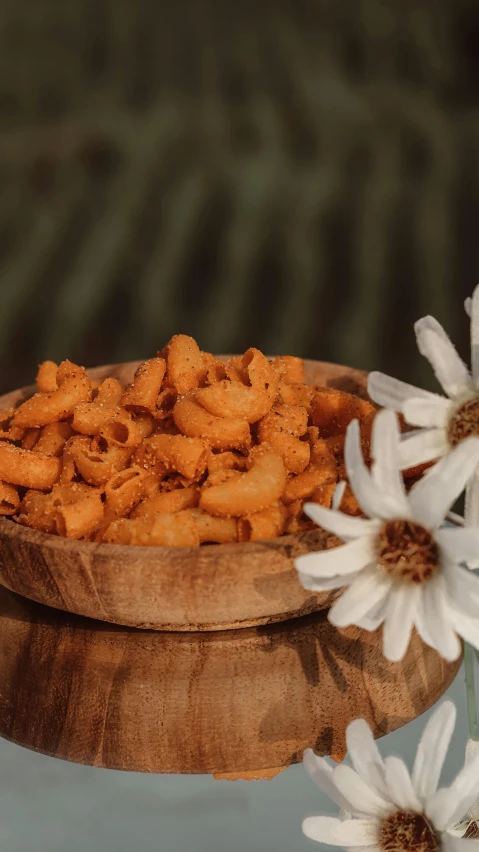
[163,334,205,394]
[173,393,251,451]
[0,442,61,489]
[121,357,166,411]
[132,485,199,517]
[199,446,287,517]
[102,511,200,546]
[14,361,92,427]
[36,360,58,393]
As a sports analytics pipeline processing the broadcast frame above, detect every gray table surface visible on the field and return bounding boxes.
[0,657,471,852]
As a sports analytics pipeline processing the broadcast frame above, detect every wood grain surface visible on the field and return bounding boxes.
[0,359,369,632]
[0,586,460,775]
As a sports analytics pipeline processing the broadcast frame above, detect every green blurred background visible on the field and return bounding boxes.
[0,0,478,395]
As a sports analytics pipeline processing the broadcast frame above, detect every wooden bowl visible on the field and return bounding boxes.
[0,587,461,775]
[0,359,369,632]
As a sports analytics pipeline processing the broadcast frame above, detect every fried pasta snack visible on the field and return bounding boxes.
[2,338,385,544]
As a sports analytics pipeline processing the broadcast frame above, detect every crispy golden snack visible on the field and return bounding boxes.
[6,340,389,545]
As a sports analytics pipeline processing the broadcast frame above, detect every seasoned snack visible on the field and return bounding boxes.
[1,337,385,544]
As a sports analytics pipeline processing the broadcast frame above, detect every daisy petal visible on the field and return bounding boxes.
[443,835,479,852]
[426,787,463,832]
[436,527,479,564]
[299,572,362,592]
[367,372,440,411]
[303,750,350,810]
[302,816,377,846]
[398,428,449,470]
[384,756,422,812]
[448,606,479,650]
[345,420,407,519]
[332,764,393,819]
[418,578,462,661]
[465,469,479,531]
[408,438,479,529]
[442,562,479,618]
[466,738,479,763]
[382,584,420,662]
[470,283,479,384]
[295,535,376,579]
[412,700,456,801]
[329,569,392,629]
[346,720,387,799]
[415,314,456,345]
[356,607,388,632]
[370,410,410,516]
[303,503,382,541]
[429,740,479,828]
[414,601,436,649]
[415,325,472,399]
[402,395,452,428]
[332,480,347,511]
[466,296,472,318]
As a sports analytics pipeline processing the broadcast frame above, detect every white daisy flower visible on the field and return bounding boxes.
[302,701,479,852]
[368,284,479,526]
[450,739,479,839]
[295,409,479,662]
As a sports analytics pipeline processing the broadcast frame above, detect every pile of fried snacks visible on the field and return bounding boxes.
[0,336,379,545]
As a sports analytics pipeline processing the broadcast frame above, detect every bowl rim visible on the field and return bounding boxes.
[0,357,369,558]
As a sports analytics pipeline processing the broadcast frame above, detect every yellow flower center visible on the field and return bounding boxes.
[379,811,440,852]
[448,398,479,446]
[376,520,439,583]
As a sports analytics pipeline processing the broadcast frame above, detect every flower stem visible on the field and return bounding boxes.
[465,643,479,741]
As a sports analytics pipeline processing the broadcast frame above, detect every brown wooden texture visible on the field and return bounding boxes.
[0,587,460,775]
[0,359,369,632]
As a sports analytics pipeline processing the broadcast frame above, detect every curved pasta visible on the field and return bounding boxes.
[173,394,251,451]
[0,481,20,515]
[102,511,200,546]
[311,482,337,508]
[71,437,131,485]
[121,357,166,411]
[195,349,278,423]
[18,490,58,533]
[147,434,208,480]
[188,509,238,543]
[17,485,94,533]
[132,486,199,518]
[271,356,305,384]
[205,359,243,386]
[21,428,41,450]
[34,422,73,457]
[207,450,247,475]
[277,382,314,410]
[103,467,147,522]
[36,360,58,393]
[72,403,123,435]
[132,412,157,439]
[237,501,287,541]
[163,334,205,394]
[95,377,124,406]
[199,446,286,517]
[310,388,375,438]
[13,360,92,428]
[0,442,61,489]
[257,405,310,473]
[55,492,104,539]
[153,389,177,420]
[282,439,337,504]
[100,415,143,449]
